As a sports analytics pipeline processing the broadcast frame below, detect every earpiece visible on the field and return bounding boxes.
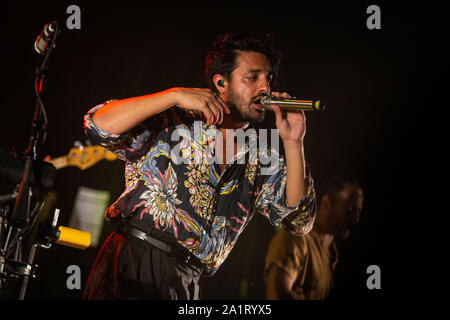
[217,79,225,87]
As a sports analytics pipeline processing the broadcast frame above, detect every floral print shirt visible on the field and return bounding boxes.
[84,100,316,275]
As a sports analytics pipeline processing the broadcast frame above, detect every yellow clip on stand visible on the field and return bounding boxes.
[55,226,91,250]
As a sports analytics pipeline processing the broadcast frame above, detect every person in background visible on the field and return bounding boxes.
[265,174,363,299]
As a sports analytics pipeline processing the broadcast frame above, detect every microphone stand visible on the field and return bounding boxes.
[3,21,60,300]
[11,22,58,228]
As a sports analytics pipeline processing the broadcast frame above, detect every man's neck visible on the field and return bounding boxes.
[313,218,335,249]
[217,112,249,130]
[317,231,335,249]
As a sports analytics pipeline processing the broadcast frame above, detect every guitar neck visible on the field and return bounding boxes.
[48,156,69,170]
[47,146,117,171]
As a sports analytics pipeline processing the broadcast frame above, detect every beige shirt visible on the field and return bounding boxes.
[265,228,338,300]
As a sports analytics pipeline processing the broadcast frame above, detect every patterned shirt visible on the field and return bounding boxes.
[84,100,316,275]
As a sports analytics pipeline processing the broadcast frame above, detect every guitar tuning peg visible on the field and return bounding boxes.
[85,139,92,146]
[73,140,83,148]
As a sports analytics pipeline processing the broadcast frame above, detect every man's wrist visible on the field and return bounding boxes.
[283,140,304,153]
[166,87,181,107]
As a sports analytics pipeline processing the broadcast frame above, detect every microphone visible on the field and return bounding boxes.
[260,95,325,111]
[34,21,58,55]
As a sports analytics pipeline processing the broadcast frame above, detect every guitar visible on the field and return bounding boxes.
[48,145,117,170]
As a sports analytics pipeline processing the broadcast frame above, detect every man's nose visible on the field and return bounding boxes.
[258,78,270,94]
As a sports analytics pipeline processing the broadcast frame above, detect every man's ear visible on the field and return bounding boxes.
[321,195,332,211]
[213,74,227,93]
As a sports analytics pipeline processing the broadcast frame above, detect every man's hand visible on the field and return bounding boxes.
[270,91,306,147]
[173,88,230,126]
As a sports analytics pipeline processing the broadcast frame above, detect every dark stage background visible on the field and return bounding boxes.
[1,1,448,301]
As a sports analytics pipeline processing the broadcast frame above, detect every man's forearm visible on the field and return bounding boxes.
[92,88,178,135]
[283,142,306,207]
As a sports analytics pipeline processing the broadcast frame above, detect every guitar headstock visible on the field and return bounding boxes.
[66,145,117,170]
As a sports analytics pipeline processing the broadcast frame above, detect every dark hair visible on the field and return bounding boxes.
[318,174,362,205]
[204,31,282,93]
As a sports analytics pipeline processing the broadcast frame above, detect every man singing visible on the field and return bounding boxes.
[83,31,316,300]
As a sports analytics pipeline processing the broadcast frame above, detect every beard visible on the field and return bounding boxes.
[225,87,266,124]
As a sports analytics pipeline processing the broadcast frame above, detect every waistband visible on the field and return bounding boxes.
[116,223,205,276]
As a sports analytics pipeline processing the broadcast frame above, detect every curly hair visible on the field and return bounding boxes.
[204,31,282,93]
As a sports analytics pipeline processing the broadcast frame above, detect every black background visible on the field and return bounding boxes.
[1,1,448,301]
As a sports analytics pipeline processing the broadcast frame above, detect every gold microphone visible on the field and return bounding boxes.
[260,95,325,111]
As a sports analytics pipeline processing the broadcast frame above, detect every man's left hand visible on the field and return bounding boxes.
[271,92,306,147]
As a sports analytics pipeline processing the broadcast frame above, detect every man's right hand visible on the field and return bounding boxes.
[172,88,230,125]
